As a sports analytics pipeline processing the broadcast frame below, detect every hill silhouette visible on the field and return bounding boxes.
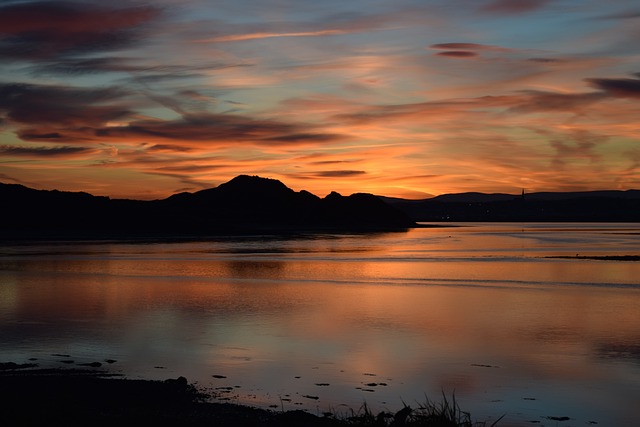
[0,175,415,239]
[3,177,639,240]
[382,189,640,222]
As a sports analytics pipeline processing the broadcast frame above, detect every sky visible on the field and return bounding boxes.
[1,0,639,200]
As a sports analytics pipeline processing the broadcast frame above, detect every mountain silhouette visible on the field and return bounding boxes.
[3,177,639,240]
[0,175,415,239]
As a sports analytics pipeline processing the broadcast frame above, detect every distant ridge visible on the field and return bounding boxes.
[0,175,416,240]
[428,189,640,203]
[383,189,640,222]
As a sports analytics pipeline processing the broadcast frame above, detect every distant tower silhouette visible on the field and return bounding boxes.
[521,188,526,200]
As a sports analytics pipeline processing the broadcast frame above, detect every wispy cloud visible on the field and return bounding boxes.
[0,82,132,129]
[200,29,350,43]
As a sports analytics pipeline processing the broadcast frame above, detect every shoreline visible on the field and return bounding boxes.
[0,365,342,426]
[0,364,508,427]
[544,254,640,261]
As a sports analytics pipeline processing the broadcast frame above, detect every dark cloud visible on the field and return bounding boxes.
[481,0,550,15]
[15,131,64,140]
[0,83,132,134]
[314,170,366,177]
[0,81,347,146]
[429,42,510,58]
[586,76,640,99]
[430,43,504,51]
[264,133,347,144]
[0,144,95,157]
[96,114,292,142]
[595,10,640,20]
[527,57,561,63]
[147,144,196,153]
[435,51,477,58]
[94,113,346,146]
[510,90,605,113]
[0,1,160,60]
[310,160,355,166]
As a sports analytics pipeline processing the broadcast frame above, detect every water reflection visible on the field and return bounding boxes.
[1,224,639,425]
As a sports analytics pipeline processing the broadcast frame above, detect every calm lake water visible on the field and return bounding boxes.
[1,223,639,426]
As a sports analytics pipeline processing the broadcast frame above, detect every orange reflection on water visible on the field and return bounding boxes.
[2,229,640,426]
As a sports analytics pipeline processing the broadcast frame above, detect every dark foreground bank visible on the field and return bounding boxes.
[0,366,501,427]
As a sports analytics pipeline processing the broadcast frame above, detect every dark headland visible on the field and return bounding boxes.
[0,175,416,240]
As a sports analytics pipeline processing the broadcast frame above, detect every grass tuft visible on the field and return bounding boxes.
[335,392,503,426]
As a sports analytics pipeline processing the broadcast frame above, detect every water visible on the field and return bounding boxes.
[1,223,639,426]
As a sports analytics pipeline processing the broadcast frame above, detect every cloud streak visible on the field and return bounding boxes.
[430,43,512,52]
[0,145,95,157]
[201,29,350,43]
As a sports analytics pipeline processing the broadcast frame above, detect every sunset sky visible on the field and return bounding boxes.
[1,0,639,200]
